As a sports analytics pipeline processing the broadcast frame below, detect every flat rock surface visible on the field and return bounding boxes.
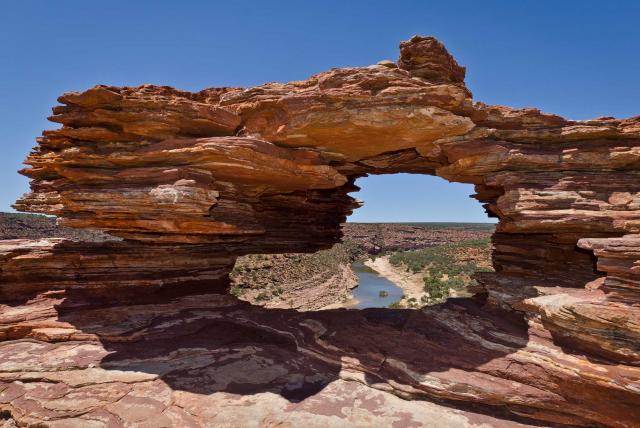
[1,293,638,427]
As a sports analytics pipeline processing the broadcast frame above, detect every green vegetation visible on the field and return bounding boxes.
[255,292,270,302]
[229,285,244,297]
[227,225,493,309]
[423,276,449,302]
[389,238,490,273]
[389,238,493,304]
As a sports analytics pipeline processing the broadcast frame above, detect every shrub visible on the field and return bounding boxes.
[424,276,449,302]
[229,286,244,297]
[389,238,493,305]
[255,292,270,302]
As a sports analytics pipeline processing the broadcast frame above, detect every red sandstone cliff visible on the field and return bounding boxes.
[1,35,639,427]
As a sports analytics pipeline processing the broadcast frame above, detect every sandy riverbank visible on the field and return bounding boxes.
[364,255,426,306]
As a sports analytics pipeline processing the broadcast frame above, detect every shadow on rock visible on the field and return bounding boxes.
[53,292,533,416]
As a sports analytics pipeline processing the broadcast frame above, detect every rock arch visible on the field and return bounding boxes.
[2,36,640,426]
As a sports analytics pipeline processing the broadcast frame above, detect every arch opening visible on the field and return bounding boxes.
[348,173,496,224]
[229,173,497,310]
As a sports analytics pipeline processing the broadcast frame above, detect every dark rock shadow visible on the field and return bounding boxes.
[50,292,558,426]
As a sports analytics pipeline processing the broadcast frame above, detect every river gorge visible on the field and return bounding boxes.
[347,261,404,309]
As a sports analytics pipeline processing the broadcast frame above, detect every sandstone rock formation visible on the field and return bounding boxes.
[2,35,640,426]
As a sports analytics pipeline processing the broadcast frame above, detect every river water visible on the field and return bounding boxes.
[348,261,404,309]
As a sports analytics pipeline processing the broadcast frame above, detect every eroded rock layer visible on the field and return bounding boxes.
[2,292,639,427]
[0,239,235,305]
[3,35,640,426]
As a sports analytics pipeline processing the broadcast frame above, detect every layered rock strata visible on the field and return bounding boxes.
[2,35,640,426]
[0,239,235,305]
[230,243,359,311]
[1,292,638,427]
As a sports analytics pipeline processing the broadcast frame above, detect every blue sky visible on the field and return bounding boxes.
[2,1,638,222]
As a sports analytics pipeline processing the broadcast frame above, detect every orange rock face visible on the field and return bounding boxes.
[3,35,640,426]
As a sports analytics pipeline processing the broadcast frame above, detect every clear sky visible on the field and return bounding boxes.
[2,1,638,222]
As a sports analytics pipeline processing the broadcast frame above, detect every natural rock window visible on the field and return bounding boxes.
[1,36,639,427]
[227,173,496,311]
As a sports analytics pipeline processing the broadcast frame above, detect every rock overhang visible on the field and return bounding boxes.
[3,35,640,427]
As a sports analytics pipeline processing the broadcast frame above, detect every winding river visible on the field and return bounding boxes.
[348,261,404,309]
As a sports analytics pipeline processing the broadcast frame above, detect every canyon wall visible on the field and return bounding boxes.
[2,36,639,426]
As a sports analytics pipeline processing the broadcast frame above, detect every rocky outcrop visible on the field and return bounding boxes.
[343,223,492,254]
[0,239,235,306]
[1,292,638,427]
[2,35,640,426]
[14,135,353,248]
[579,235,640,304]
[230,242,359,310]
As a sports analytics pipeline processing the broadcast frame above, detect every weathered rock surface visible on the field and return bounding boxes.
[14,136,353,247]
[230,243,359,311]
[3,35,640,426]
[2,292,638,427]
[579,235,640,304]
[0,239,235,306]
